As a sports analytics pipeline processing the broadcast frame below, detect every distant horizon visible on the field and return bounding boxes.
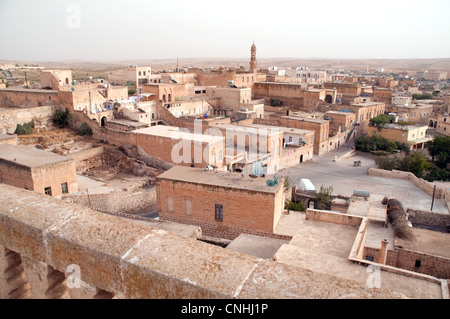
[1,0,449,63]
[3,56,450,64]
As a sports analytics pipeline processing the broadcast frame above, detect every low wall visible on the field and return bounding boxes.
[407,209,450,228]
[368,168,449,208]
[305,209,362,227]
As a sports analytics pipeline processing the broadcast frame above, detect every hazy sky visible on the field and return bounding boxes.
[1,0,450,61]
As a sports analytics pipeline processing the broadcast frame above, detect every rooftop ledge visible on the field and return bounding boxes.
[0,183,443,299]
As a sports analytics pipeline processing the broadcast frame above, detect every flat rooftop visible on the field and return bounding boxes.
[350,102,385,107]
[242,124,314,136]
[157,166,282,194]
[108,119,148,127]
[133,125,224,144]
[0,88,58,94]
[0,144,73,168]
[281,115,329,124]
[396,227,450,259]
[214,123,282,137]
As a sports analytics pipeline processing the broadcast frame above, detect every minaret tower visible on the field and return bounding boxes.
[250,41,257,73]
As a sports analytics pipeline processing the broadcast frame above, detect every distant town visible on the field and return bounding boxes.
[0,43,449,300]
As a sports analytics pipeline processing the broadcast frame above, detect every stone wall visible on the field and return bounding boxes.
[0,183,415,299]
[69,146,105,172]
[407,209,450,228]
[0,88,59,108]
[395,249,450,279]
[63,188,157,215]
[0,105,60,134]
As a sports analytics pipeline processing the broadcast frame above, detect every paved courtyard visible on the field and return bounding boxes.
[279,146,449,214]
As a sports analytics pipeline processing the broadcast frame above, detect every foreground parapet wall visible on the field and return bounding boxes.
[0,184,415,299]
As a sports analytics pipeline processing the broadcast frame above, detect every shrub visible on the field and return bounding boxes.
[412,93,433,100]
[78,123,93,136]
[53,108,72,127]
[375,155,399,170]
[14,122,34,135]
[269,98,283,106]
[312,185,333,210]
[285,200,306,212]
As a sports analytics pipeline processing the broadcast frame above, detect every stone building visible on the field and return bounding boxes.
[40,70,73,89]
[334,101,385,135]
[107,65,152,88]
[278,115,331,155]
[156,166,286,240]
[367,124,433,151]
[0,144,78,197]
[134,125,225,170]
[428,113,450,136]
[190,43,266,88]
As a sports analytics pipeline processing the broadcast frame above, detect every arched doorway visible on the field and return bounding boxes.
[300,155,304,163]
[325,94,333,104]
[101,117,107,127]
[65,78,69,84]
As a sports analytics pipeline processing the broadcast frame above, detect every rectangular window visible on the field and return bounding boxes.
[184,198,192,216]
[415,260,421,268]
[215,204,223,222]
[44,186,52,196]
[167,197,174,213]
[61,182,68,194]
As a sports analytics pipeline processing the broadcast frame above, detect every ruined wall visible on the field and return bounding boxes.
[0,105,60,134]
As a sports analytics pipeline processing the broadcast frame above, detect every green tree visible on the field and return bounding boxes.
[78,123,93,136]
[412,93,433,100]
[429,135,450,168]
[369,114,394,129]
[53,108,72,127]
[285,200,306,212]
[406,153,431,178]
[375,155,399,171]
[312,185,334,210]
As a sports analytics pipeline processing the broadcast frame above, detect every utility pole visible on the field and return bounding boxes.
[431,185,436,211]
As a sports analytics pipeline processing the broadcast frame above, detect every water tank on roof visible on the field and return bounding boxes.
[240,107,248,112]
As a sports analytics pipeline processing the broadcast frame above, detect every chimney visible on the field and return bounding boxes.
[378,239,389,265]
